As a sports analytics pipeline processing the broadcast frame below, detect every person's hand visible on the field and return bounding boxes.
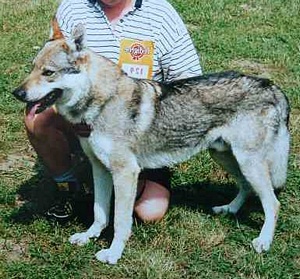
[72,123,92,137]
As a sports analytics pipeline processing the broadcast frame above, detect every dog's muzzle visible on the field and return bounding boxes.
[12,87,63,114]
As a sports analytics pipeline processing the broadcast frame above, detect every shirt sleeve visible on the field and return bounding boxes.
[158,4,202,81]
[167,30,202,80]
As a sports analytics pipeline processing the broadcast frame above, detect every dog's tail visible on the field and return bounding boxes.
[268,85,290,189]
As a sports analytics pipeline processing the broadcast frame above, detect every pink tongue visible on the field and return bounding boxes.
[27,103,41,120]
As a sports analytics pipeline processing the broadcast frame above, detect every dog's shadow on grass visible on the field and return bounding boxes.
[9,173,58,224]
[10,171,267,233]
[10,175,94,225]
[8,156,95,226]
[170,181,266,229]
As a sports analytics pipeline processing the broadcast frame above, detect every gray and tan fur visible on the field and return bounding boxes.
[13,23,290,264]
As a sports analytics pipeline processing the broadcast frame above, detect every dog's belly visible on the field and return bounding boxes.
[136,145,205,169]
[136,134,230,169]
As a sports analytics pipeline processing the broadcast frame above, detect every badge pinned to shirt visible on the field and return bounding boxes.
[118,39,154,79]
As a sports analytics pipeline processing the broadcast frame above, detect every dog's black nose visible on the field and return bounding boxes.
[12,87,27,102]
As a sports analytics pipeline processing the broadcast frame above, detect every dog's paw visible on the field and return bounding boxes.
[95,248,122,265]
[251,236,272,253]
[69,232,91,246]
[213,205,232,214]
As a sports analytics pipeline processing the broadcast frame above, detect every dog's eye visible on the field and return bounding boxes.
[42,69,55,77]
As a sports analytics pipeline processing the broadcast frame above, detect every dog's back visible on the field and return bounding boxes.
[135,72,289,172]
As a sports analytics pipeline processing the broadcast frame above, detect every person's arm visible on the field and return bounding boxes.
[157,3,202,81]
[164,29,202,80]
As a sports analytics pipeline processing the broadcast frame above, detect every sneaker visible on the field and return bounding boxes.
[46,180,92,221]
[46,195,74,221]
[46,181,75,221]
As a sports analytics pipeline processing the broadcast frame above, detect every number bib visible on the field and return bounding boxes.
[118,39,154,79]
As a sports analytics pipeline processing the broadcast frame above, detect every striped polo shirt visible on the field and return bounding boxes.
[56,0,202,81]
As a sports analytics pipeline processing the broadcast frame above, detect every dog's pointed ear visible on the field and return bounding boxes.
[50,17,64,40]
[72,23,86,52]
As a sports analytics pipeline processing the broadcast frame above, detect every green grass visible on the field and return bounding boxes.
[1,0,300,278]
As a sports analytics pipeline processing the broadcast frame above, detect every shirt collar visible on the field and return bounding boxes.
[88,0,143,8]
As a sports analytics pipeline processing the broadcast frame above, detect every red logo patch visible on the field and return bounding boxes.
[125,43,150,60]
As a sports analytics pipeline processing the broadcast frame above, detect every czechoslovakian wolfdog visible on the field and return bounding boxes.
[13,20,290,264]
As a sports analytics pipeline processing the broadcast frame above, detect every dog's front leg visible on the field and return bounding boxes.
[96,159,140,264]
[70,157,113,246]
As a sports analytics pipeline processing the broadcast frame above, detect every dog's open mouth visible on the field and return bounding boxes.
[28,89,63,114]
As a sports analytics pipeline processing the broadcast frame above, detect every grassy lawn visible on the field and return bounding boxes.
[1,0,299,278]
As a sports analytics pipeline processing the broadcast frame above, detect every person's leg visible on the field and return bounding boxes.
[25,105,82,219]
[134,168,171,222]
[25,105,74,175]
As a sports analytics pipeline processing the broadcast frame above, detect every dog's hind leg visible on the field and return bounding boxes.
[232,149,280,253]
[209,149,251,214]
[268,125,290,190]
[69,156,113,246]
[95,154,140,264]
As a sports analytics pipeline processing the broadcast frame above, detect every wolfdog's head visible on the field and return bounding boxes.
[12,19,88,113]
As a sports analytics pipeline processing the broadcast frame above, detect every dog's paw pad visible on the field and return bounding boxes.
[252,237,271,253]
[95,248,121,265]
[69,232,90,246]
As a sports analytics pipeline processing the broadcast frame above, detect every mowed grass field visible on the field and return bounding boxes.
[0,0,300,278]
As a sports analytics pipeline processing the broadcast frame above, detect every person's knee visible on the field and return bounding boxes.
[134,200,169,222]
[134,181,170,222]
[24,106,58,137]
